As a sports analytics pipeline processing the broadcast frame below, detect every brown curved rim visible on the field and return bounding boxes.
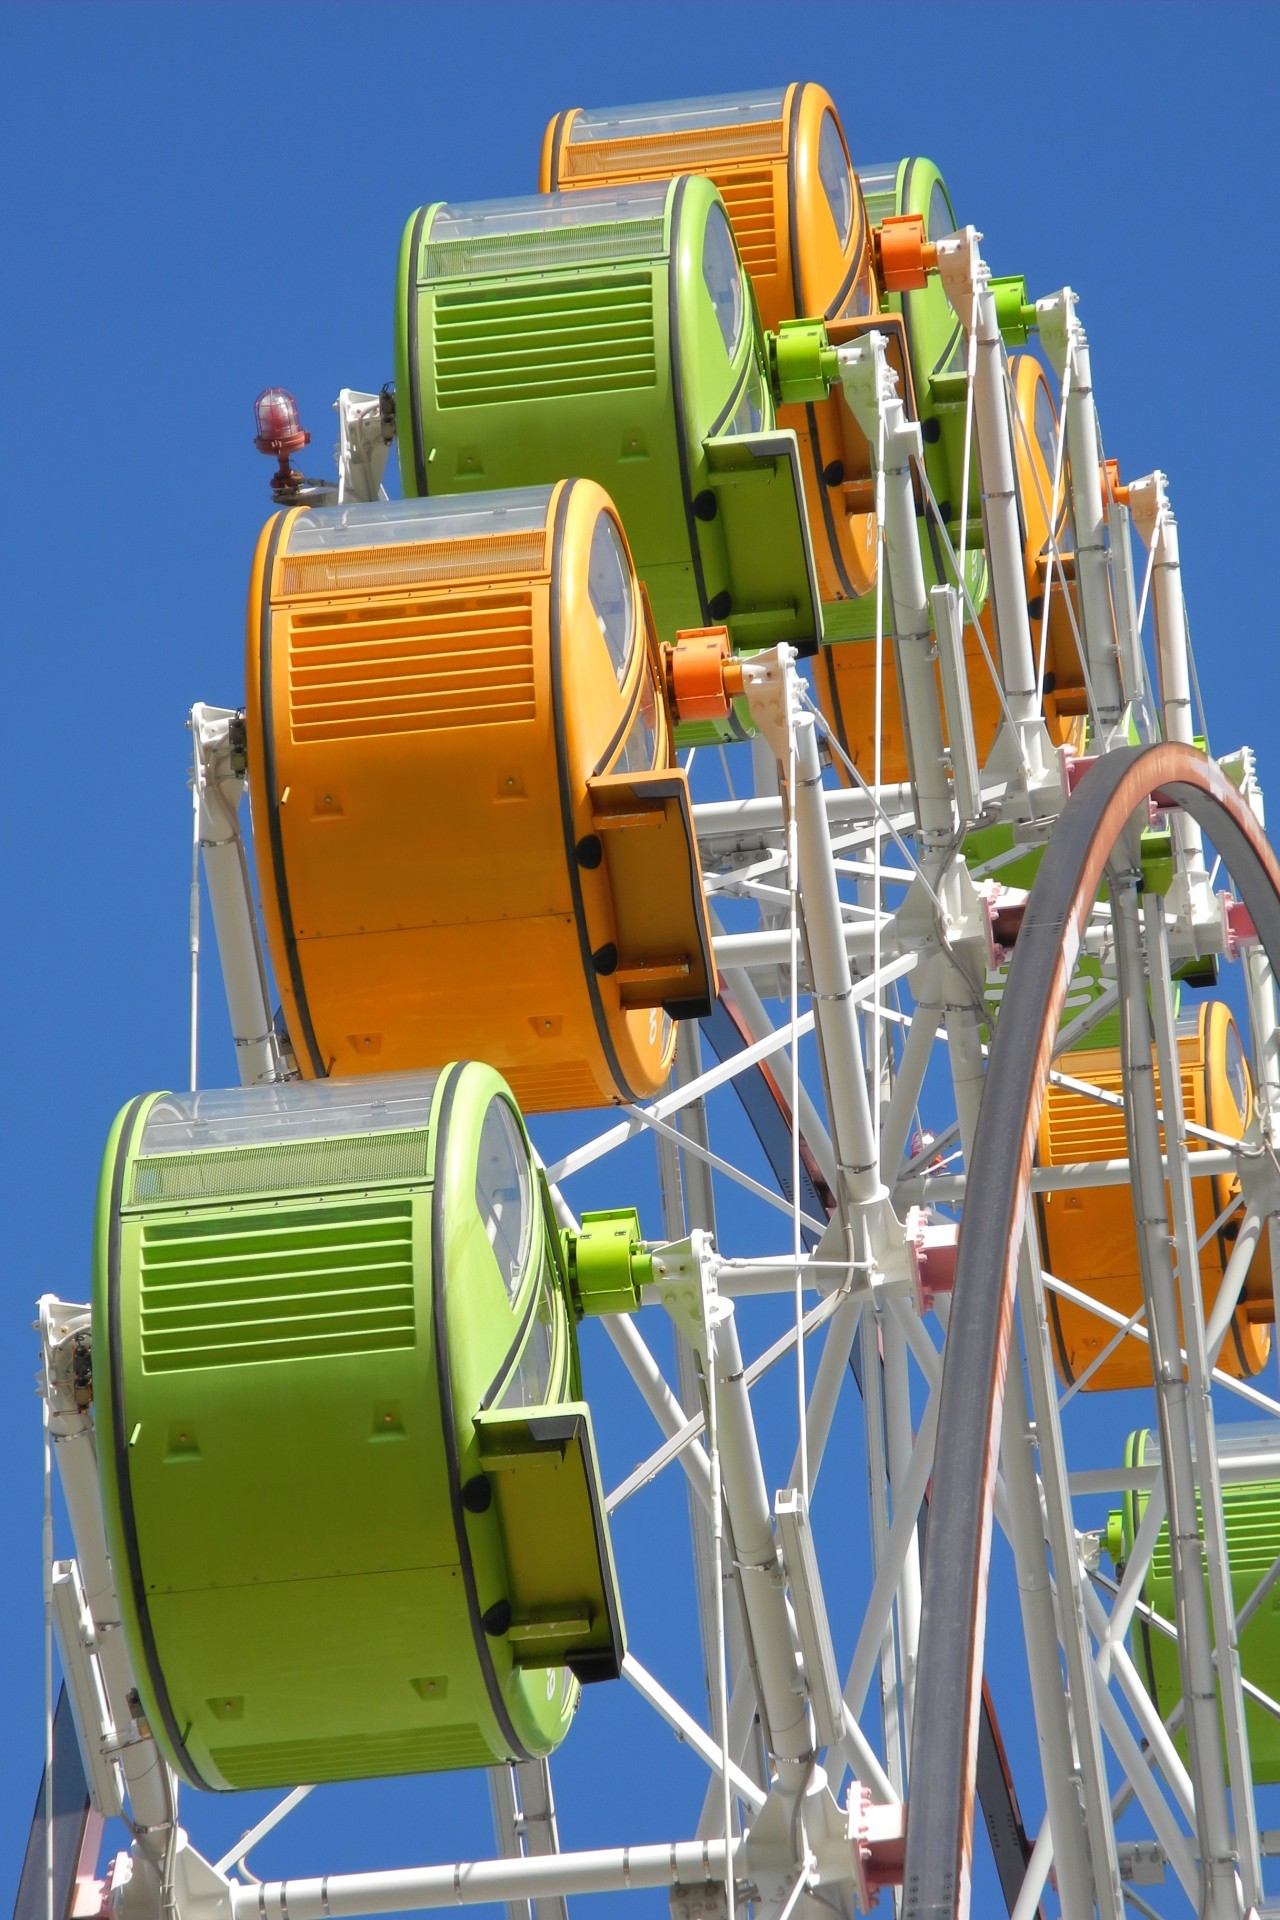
[903,742,1280,1920]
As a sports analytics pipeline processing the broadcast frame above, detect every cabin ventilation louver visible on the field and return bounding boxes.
[137,1198,416,1372]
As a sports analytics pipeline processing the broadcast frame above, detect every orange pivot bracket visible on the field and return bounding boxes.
[663,627,745,727]
[1099,458,1129,506]
[872,214,938,294]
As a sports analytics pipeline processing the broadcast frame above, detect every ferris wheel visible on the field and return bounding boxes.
[24,80,1280,1920]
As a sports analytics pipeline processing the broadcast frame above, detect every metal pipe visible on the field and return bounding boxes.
[708,1297,813,1785]
[228,1839,741,1920]
[692,785,916,850]
[1038,297,1126,741]
[1114,879,1245,1920]
[1143,891,1261,1905]
[190,704,282,1087]
[602,1317,713,1514]
[897,1143,1239,1202]
[932,233,1047,787]
[838,339,954,848]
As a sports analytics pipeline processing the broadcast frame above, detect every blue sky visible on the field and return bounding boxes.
[3,3,1279,1915]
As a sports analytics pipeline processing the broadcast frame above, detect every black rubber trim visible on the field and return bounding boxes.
[548,483,640,1101]
[804,397,858,601]
[903,744,1280,1920]
[786,96,859,608]
[107,1095,205,1787]
[405,204,430,496]
[707,354,753,439]
[258,511,325,1077]
[431,1064,529,1760]
[667,176,711,626]
[784,84,805,313]
[478,1231,549,1417]
[547,109,571,189]
[1201,1024,1255,1375]
[591,668,645,780]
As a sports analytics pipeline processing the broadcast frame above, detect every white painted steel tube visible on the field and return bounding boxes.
[47,1403,173,1845]
[839,342,954,848]
[693,786,915,849]
[898,1144,1238,1202]
[602,1317,713,1514]
[709,1298,813,1783]
[789,708,882,1209]
[1053,309,1125,737]
[228,1839,740,1920]
[713,917,891,973]
[191,705,281,1087]
[969,287,1039,743]
[1145,894,1261,1905]
[1114,884,1243,1920]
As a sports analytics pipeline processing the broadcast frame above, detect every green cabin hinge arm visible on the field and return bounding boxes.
[561,1209,654,1318]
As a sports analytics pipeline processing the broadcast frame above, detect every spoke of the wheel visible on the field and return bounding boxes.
[1013,1226,1124,1918]
[861,1306,906,1795]
[1113,876,1247,1919]
[1141,888,1262,1905]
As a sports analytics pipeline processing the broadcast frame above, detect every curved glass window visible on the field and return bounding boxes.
[612,667,659,774]
[927,180,955,244]
[425,185,669,280]
[475,1098,532,1302]
[1224,1021,1251,1123]
[139,1071,442,1155]
[854,160,898,229]
[587,514,635,686]
[817,111,853,248]
[702,203,744,357]
[726,353,766,436]
[495,1285,555,1410]
[569,93,785,142]
[284,490,553,555]
[1033,379,1060,485]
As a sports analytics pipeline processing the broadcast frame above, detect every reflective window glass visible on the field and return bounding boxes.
[475,1099,531,1301]
[927,180,955,243]
[817,111,853,248]
[496,1286,555,1409]
[1224,1021,1251,1122]
[612,667,659,773]
[702,204,744,357]
[588,514,635,686]
[726,355,766,436]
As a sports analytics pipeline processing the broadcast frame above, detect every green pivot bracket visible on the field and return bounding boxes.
[990,274,1039,347]
[766,320,839,407]
[562,1209,654,1317]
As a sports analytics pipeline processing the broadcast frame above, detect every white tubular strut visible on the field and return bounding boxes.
[935,231,1049,788]
[742,655,888,1245]
[1037,291,1128,746]
[1113,876,1252,1920]
[1128,474,1212,916]
[190,703,284,1086]
[39,1301,173,1854]
[837,336,957,852]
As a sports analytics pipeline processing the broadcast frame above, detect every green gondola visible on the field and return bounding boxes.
[395,179,821,688]
[1106,1427,1280,1783]
[93,1065,624,1791]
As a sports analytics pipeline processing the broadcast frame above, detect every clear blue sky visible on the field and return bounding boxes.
[3,4,1278,1915]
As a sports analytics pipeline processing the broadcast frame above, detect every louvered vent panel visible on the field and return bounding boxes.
[129,1131,430,1205]
[1042,1063,1200,1166]
[212,1724,492,1787]
[1152,1482,1280,1584]
[286,591,536,742]
[277,529,546,599]
[561,122,783,179]
[712,170,778,279]
[503,1059,605,1114]
[138,1199,415,1373]
[433,279,656,408]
